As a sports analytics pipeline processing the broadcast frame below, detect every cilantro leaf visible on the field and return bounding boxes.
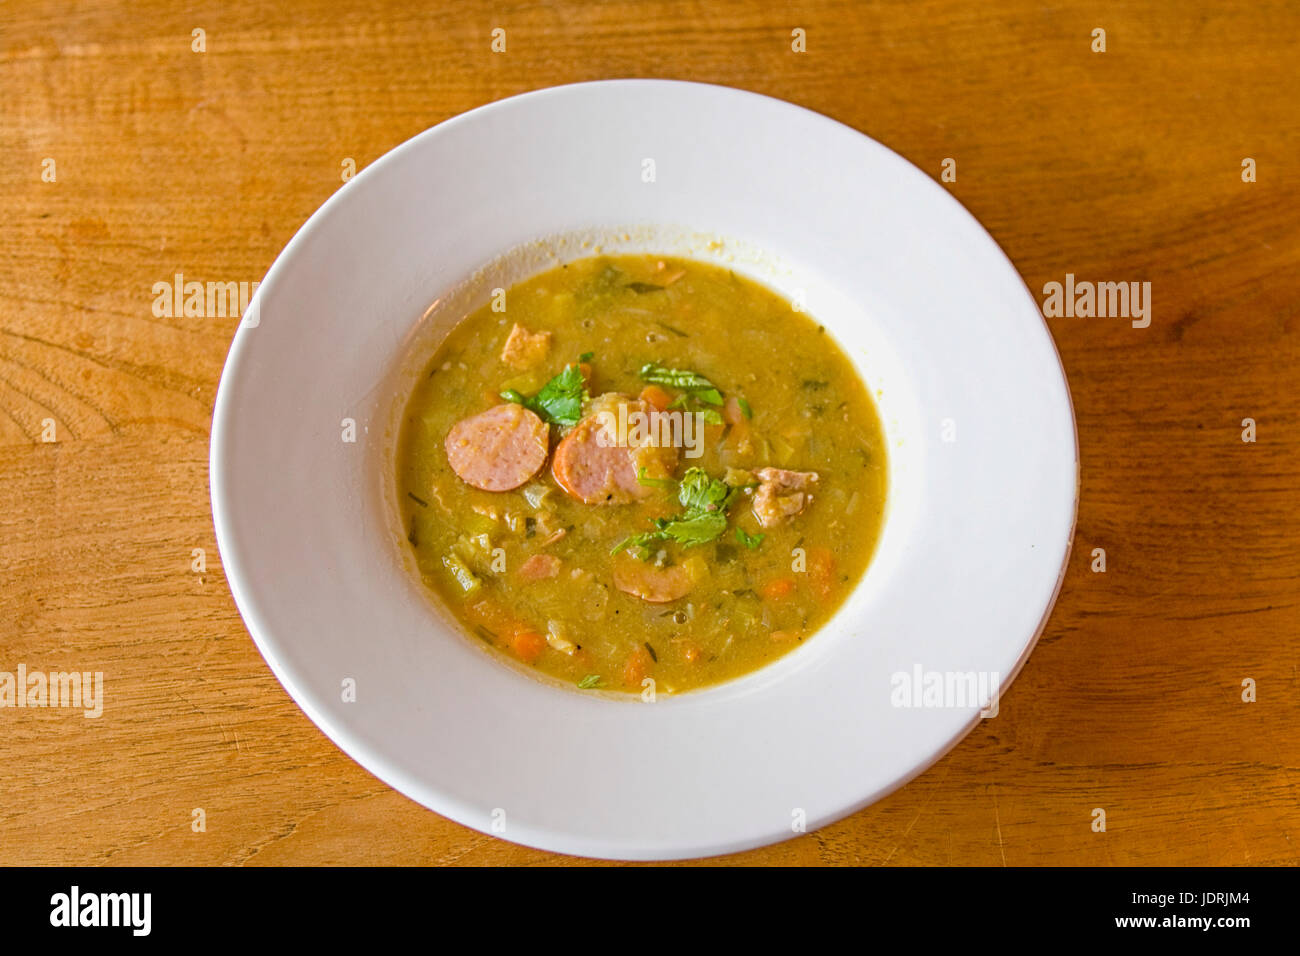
[612,468,738,557]
[677,467,730,513]
[736,527,765,550]
[660,511,728,547]
[505,364,587,427]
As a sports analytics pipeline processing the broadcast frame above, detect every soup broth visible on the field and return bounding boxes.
[396,254,887,694]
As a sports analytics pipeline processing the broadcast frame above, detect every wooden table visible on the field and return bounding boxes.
[2,0,1296,866]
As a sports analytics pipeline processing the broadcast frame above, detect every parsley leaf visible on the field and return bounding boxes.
[736,527,765,549]
[612,467,738,556]
[503,364,587,427]
[677,467,730,513]
[660,511,728,547]
[577,674,602,689]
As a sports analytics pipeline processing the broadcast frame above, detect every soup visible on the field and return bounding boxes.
[396,254,887,694]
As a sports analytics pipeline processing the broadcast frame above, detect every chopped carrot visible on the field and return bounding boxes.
[622,646,652,685]
[639,384,673,411]
[578,362,592,382]
[511,628,546,664]
[807,547,836,599]
[760,577,797,601]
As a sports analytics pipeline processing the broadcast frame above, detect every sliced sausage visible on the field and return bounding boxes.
[751,467,819,528]
[551,395,678,504]
[444,403,549,492]
[612,554,694,603]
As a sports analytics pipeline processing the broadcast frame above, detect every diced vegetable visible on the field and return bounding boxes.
[759,577,796,601]
[639,384,673,411]
[441,553,481,595]
[521,483,552,509]
[546,620,578,655]
[511,628,546,663]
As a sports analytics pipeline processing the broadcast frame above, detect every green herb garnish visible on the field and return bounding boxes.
[737,397,753,419]
[577,674,602,689]
[736,527,765,549]
[677,467,732,513]
[639,363,716,392]
[612,468,737,556]
[626,282,665,294]
[502,364,587,427]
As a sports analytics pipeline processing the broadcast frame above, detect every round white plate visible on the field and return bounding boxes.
[211,80,1077,860]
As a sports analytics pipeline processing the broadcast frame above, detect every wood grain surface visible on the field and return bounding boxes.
[1,0,1297,866]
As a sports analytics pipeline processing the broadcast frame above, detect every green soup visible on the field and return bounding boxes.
[397,254,887,694]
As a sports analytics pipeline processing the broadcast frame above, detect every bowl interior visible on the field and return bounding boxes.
[375,226,925,699]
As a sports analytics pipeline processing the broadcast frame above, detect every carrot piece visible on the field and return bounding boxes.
[760,577,797,601]
[578,362,592,382]
[511,628,546,664]
[807,547,836,599]
[639,384,672,411]
[622,646,652,685]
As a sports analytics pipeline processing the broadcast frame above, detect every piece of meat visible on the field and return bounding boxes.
[444,403,549,492]
[751,467,819,528]
[500,323,551,370]
[612,555,693,603]
[518,553,561,581]
[551,394,678,504]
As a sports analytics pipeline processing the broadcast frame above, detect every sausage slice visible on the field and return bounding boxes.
[551,395,678,504]
[612,554,694,603]
[444,403,549,492]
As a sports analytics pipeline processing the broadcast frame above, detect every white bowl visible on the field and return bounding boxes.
[210,80,1077,860]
